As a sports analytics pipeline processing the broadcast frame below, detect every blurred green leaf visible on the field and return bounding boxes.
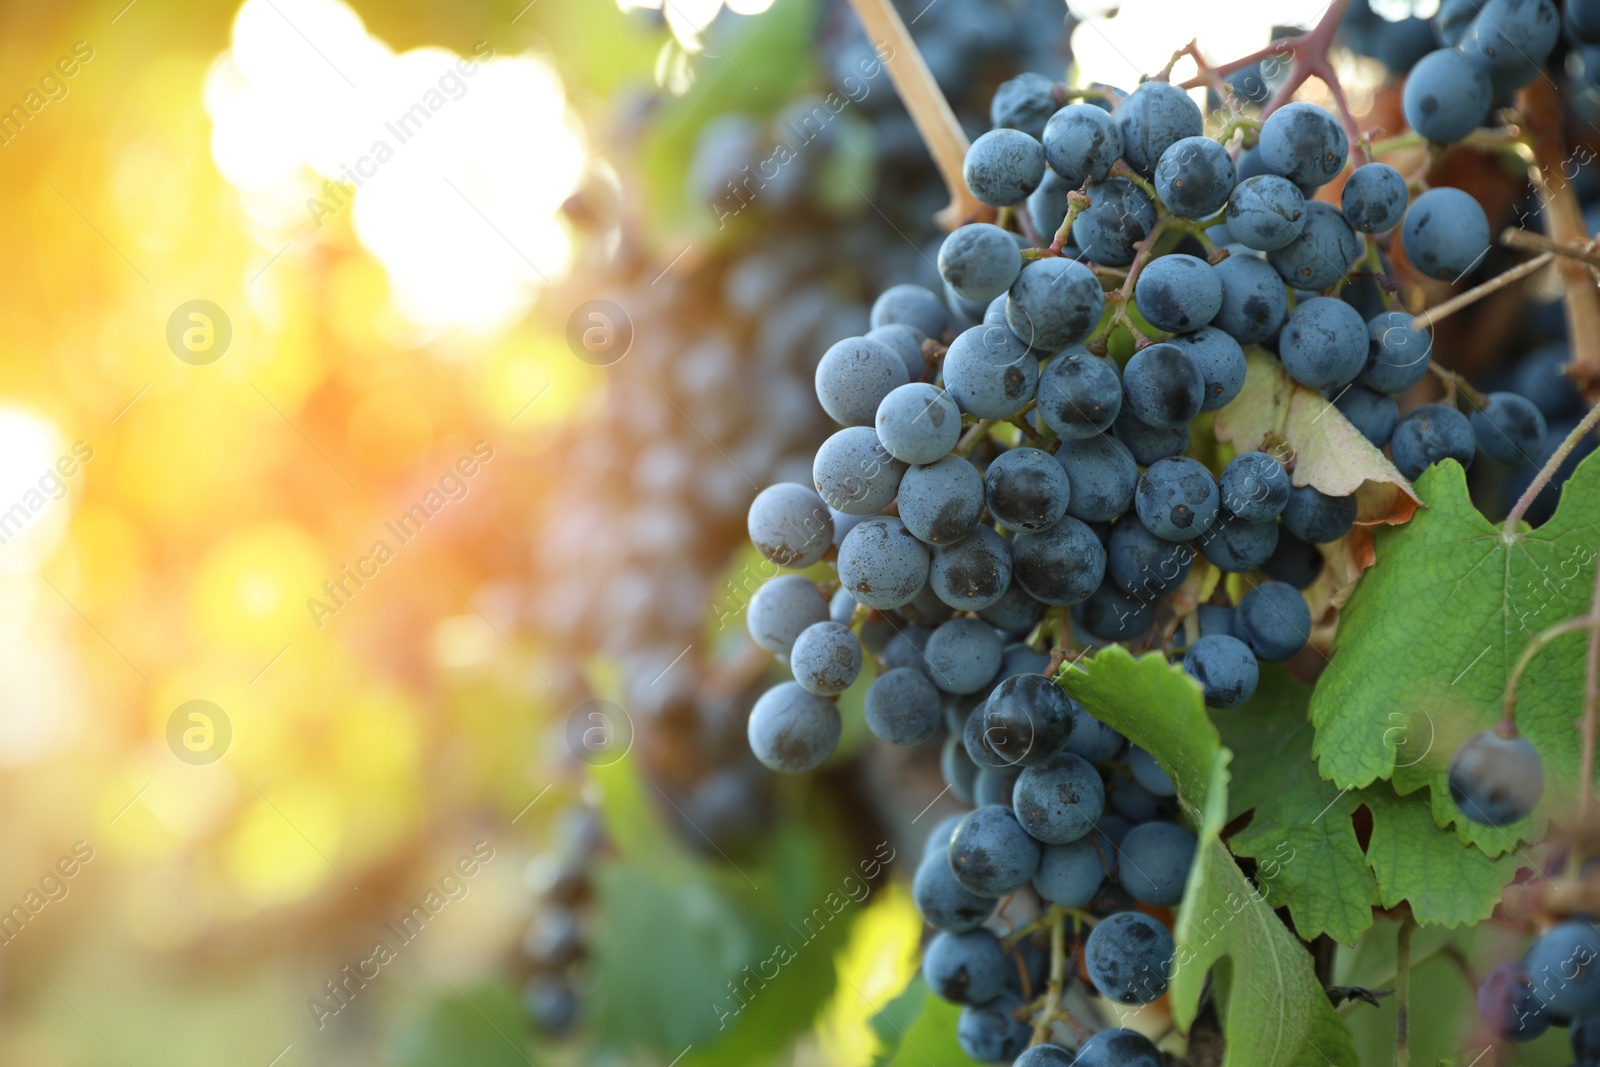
[877,983,981,1067]
[392,982,536,1067]
[589,753,876,1065]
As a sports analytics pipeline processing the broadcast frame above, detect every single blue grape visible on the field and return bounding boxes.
[948,805,1042,896]
[1113,406,1190,466]
[1200,511,1280,571]
[1448,729,1544,826]
[1036,348,1123,438]
[1154,135,1236,218]
[1524,920,1600,1017]
[876,382,960,465]
[1075,1028,1164,1067]
[1065,702,1124,763]
[1042,102,1124,183]
[1435,0,1480,44]
[1014,1046,1077,1067]
[1268,201,1360,290]
[1014,753,1106,843]
[1122,343,1205,429]
[997,642,1051,679]
[925,617,1004,695]
[1263,530,1325,588]
[1134,253,1223,333]
[980,585,1047,636]
[1168,326,1247,412]
[1184,633,1260,707]
[1465,0,1560,92]
[1198,603,1239,639]
[1281,485,1358,544]
[815,336,910,426]
[1073,177,1158,267]
[868,323,930,380]
[1076,581,1159,642]
[871,283,948,340]
[990,72,1058,139]
[914,850,996,931]
[1280,296,1369,390]
[1391,402,1476,477]
[1230,62,1272,104]
[1402,187,1491,281]
[747,575,828,654]
[1259,102,1348,187]
[1109,776,1176,822]
[1214,252,1289,343]
[899,454,985,545]
[983,672,1074,767]
[1477,961,1553,1043]
[1571,0,1600,41]
[828,587,856,625]
[1404,48,1494,143]
[813,426,907,514]
[1032,837,1107,907]
[1056,433,1139,522]
[1084,911,1174,1004]
[865,668,943,746]
[838,515,931,614]
[939,223,1024,303]
[1341,162,1409,233]
[941,733,979,804]
[1011,516,1107,605]
[1028,167,1073,237]
[1471,391,1548,463]
[964,128,1047,206]
[748,681,842,773]
[883,626,934,677]
[1363,310,1433,392]
[1130,748,1176,795]
[790,621,862,696]
[1236,580,1312,661]
[923,929,1010,1005]
[955,993,1031,1062]
[1226,174,1307,251]
[1136,456,1220,542]
[747,483,833,568]
[931,526,1014,611]
[1005,257,1106,351]
[1331,383,1399,446]
[1118,820,1196,905]
[984,446,1071,531]
[1117,79,1203,176]
[1107,515,1195,598]
[941,329,1036,424]
[973,767,1010,808]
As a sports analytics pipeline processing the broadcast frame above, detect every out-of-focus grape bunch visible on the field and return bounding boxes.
[508,0,1076,1041]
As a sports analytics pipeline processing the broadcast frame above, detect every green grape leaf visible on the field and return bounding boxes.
[1309,454,1600,856]
[1360,787,1520,926]
[1217,671,1379,946]
[391,982,539,1067]
[1219,670,1518,940]
[1058,647,1357,1067]
[876,983,981,1067]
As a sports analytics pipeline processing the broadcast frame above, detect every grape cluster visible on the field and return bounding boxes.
[730,4,1600,1049]
[916,714,1189,1063]
[1476,915,1600,1055]
[518,800,604,1036]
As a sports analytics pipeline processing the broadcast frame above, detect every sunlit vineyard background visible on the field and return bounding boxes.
[0,0,1574,1064]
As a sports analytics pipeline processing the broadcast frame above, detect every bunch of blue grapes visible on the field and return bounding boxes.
[1473,884,1600,1057]
[734,2,1593,1045]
